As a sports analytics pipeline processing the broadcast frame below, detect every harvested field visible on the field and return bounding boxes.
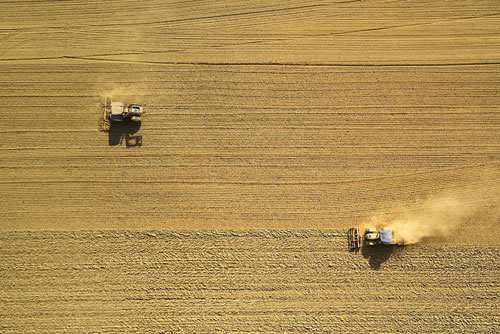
[1,0,500,332]
[1,231,499,333]
[1,0,500,230]
[1,63,500,230]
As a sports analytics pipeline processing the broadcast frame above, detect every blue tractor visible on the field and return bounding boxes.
[101,97,145,132]
[110,102,144,123]
[363,228,394,246]
[348,228,396,250]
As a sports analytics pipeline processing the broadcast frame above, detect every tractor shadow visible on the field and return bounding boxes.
[108,121,142,147]
[361,244,405,270]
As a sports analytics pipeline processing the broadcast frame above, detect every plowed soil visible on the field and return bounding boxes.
[1,0,499,332]
[1,231,499,333]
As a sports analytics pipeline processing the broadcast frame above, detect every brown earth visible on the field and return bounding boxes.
[1,231,499,333]
[0,0,499,332]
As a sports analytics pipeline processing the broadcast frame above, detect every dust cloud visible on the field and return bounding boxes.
[363,170,500,244]
[98,87,144,99]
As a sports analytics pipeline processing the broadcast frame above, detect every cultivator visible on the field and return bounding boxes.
[100,97,112,132]
[347,228,361,250]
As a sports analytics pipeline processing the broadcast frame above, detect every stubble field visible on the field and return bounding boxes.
[0,0,499,332]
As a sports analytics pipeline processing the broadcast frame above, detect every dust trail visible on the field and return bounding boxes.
[97,87,145,99]
[363,169,500,244]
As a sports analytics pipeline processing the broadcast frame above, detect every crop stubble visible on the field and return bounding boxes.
[1,0,499,229]
[1,63,499,230]
[0,0,499,332]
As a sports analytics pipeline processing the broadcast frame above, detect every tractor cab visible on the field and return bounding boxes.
[364,229,379,240]
[110,102,126,121]
[364,228,379,245]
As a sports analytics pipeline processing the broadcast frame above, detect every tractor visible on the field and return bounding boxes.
[101,97,145,132]
[100,97,145,147]
[348,228,398,250]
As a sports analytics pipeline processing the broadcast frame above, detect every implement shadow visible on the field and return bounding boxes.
[109,121,142,147]
[361,244,404,270]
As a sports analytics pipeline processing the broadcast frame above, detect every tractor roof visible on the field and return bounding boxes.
[111,102,124,115]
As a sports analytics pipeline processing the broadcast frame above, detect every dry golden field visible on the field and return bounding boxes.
[1,0,499,332]
[1,231,499,333]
